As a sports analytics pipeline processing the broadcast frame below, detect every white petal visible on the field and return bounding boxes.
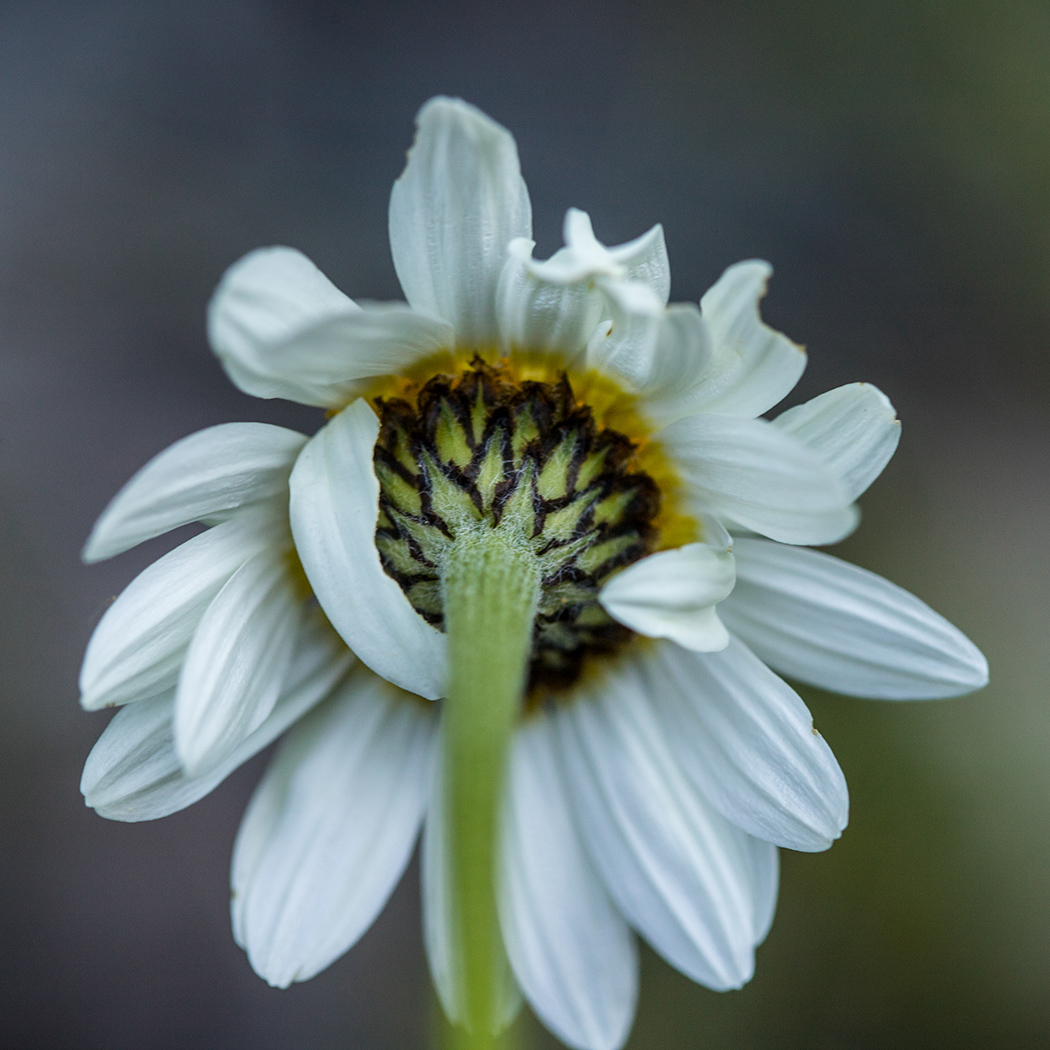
[231,301,452,404]
[289,399,447,700]
[84,423,307,562]
[555,663,761,990]
[209,247,454,407]
[174,548,302,776]
[773,383,901,501]
[721,538,989,699]
[648,637,849,852]
[633,304,715,421]
[421,767,462,1024]
[231,671,436,987]
[79,512,277,711]
[660,413,858,545]
[421,743,522,1031]
[583,278,664,389]
[82,611,353,821]
[495,238,604,360]
[599,543,734,652]
[500,717,638,1050]
[389,97,532,344]
[209,246,357,404]
[684,260,806,417]
[607,220,671,305]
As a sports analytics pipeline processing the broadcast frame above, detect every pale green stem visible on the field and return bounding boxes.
[442,529,540,1050]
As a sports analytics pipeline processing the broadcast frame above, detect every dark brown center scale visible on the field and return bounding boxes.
[372,357,660,696]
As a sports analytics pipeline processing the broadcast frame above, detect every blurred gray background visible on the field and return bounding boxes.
[1,0,1047,1047]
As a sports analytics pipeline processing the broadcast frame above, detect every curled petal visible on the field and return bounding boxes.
[496,208,668,375]
[526,210,669,299]
[599,543,734,652]
[289,399,447,700]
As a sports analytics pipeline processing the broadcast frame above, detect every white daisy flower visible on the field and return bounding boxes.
[81,97,988,1050]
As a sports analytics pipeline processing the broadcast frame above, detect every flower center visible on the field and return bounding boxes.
[371,355,670,697]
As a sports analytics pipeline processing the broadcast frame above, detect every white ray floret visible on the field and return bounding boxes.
[499,718,638,1050]
[231,670,437,988]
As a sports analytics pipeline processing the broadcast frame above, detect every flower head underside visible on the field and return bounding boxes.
[78,96,989,1050]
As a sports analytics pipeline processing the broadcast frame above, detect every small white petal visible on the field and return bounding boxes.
[421,743,522,1031]
[661,413,858,545]
[555,663,761,991]
[648,637,849,852]
[290,399,447,700]
[79,512,277,711]
[743,836,779,945]
[682,260,806,417]
[721,538,989,699]
[599,543,734,652]
[84,423,307,563]
[210,247,454,407]
[697,511,733,550]
[773,383,901,501]
[496,209,668,371]
[500,718,638,1050]
[525,210,669,299]
[174,548,302,776]
[231,671,437,987]
[528,210,622,283]
[389,97,532,344]
[83,612,353,821]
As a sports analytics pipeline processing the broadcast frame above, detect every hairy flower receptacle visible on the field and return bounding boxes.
[373,357,665,697]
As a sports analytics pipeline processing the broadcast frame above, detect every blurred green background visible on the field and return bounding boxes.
[1,1,1047,1047]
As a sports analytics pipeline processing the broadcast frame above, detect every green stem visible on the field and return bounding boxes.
[442,529,540,1050]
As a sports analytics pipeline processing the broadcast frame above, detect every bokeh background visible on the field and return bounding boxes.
[1,1,1048,1047]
